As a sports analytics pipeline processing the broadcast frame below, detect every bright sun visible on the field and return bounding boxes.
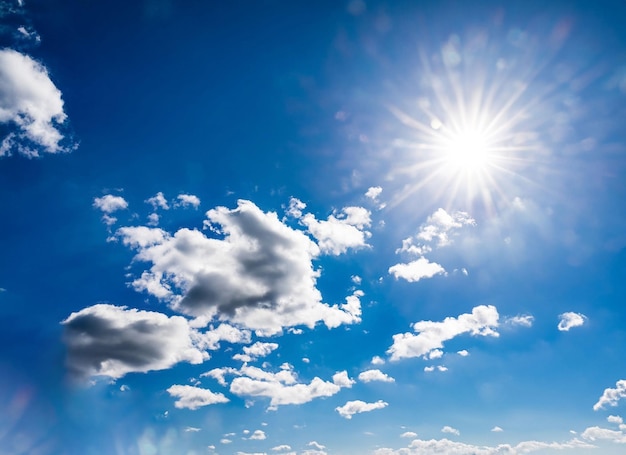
[443,128,491,171]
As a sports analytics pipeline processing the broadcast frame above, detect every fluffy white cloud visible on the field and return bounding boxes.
[581,426,626,444]
[0,49,71,156]
[335,399,388,419]
[117,200,362,336]
[441,426,460,436]
[167,384,229,409]
[505,315,534,327]
[594,380,626,411]
[491,426,504,432]
[400,431,417,438]
[387,305,499,361]
[249,430,266,440]
[62,304,210,379]
[371,356,385,365]
[300,206,372,255]
[145,192,170,210]
[457,350,469,356]
[176,193,201,208]
[307,441,325,450]
[358,369,395,383]
[388,257,446,282]
[557,312,587,331]
[416,209,475,247]
[373,437,595,454]
[212,363,354,408]
[272,445,291,451]
[365,186,383,200]
[608,415,623,424]
[234,342,279,362]
[93,195,128,214]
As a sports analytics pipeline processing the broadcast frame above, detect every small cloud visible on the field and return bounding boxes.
[145,192,169,210]
[491,426,504,432]
[593,379,626,411]
[428,349,443,360]
[388,257,446,283]
[441,426,460,436]
[119,384,130,392]
[220,438,232,444]
[365,186,383,200]
[424,366,435,372]
[558,312,587,331]
[249,430,266,440]
[272,445,291,451]
[351,275,362,285]
[184,426,201,432]
[167,385,229,410]
[400,431,417,438]
[176,193,201,209]
[307,441,325,450]
[371,356,385,365]
[457,350,469,357]
[506,314,534,328]
[358,369,395,383]
[147,212,160,226]
[437,366,448,372]
[336,400,388,419]
[302,357,310,364]
[607,415,623,425]
[93,195,128,214]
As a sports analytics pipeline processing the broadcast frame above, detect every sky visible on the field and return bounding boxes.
[1,0,626,454]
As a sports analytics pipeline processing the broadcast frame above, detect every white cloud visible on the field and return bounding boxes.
[388,257,445,283]
[428,349,443,359]
[145,192,169,210]
[272,445,291,451]
[336,399,388,419]
[176,194,201,209]
[505,314,534,327]
[220,438,232,444]
[608,415,623,424]
[581,426,626,443]
[234,342,279,362]
[117,200,362,336]
[249,430,266,440]
[416,208,475,247]
[437,365,448,372]
[387,305,499,361]
[358,369,395,383]
[594,380,626,411]
[373,437,595,454]
[457,350,469,357]
[558,312,587,331]
[307,441,326,450]
[217,363,354,408]
[300,206,372,255]
[365,186,383,200]
[441,426,460,436]
[0,49,71,156]
[491,426,504,432]
[400,431,417,438]
[286,197,306,219]
[167,384,229,409]
[371,356,385,365]
[424,366,435,372]
[184,426,201,432]
[62,304,208,379]
[93,195,128,214]
[147,213,160,226]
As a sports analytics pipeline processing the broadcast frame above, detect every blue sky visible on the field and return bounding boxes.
[1,0,626,453]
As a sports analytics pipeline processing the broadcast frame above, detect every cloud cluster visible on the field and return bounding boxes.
[167,384,229,409]
[233,342,279,362]
[117,199,363,336]
[358,369,395,383]
[594,380,626,411]
[204,364,355,409]
[335,399,388,419]
[387,305,499,361]
[557,312,587,331]
[389,208,474,282]
[0,49,71,157]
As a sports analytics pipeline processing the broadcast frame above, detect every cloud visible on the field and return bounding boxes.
[457,350,469,356]
[441,426,460,436]
[145,192,170,210]
[62,304,209,379]
[212,363,354,408]
[286,197,307,219]
[93,195,128,214]
[400,431,417,438]
[557,312,587,331]
[594,380,626,411]
[307,441,326,450]
[491,426,504,432]
[505,315,534,327]
[0,49,72,156]
[233,342,279,362]
[249,430,266,440]
[365,186,383,200]
[335,399,388,419]
[167,385,229,410]
[300,206,372,255]
[373,437,595,454]
[117,200,362,336]
[388,257,446,282]
[387,305,499,361]
[371,356,385,365]
[176,193,201,209]
[184,426,201,432]
[358,369,395,383]
[607,415,623,425]
[416,209,475,247]
[581,426,626,444]
[272,445,291,451]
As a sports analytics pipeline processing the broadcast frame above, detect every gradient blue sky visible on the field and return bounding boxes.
[2,0,626,454]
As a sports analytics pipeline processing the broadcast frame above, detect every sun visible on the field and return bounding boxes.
[442,127,492,171]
